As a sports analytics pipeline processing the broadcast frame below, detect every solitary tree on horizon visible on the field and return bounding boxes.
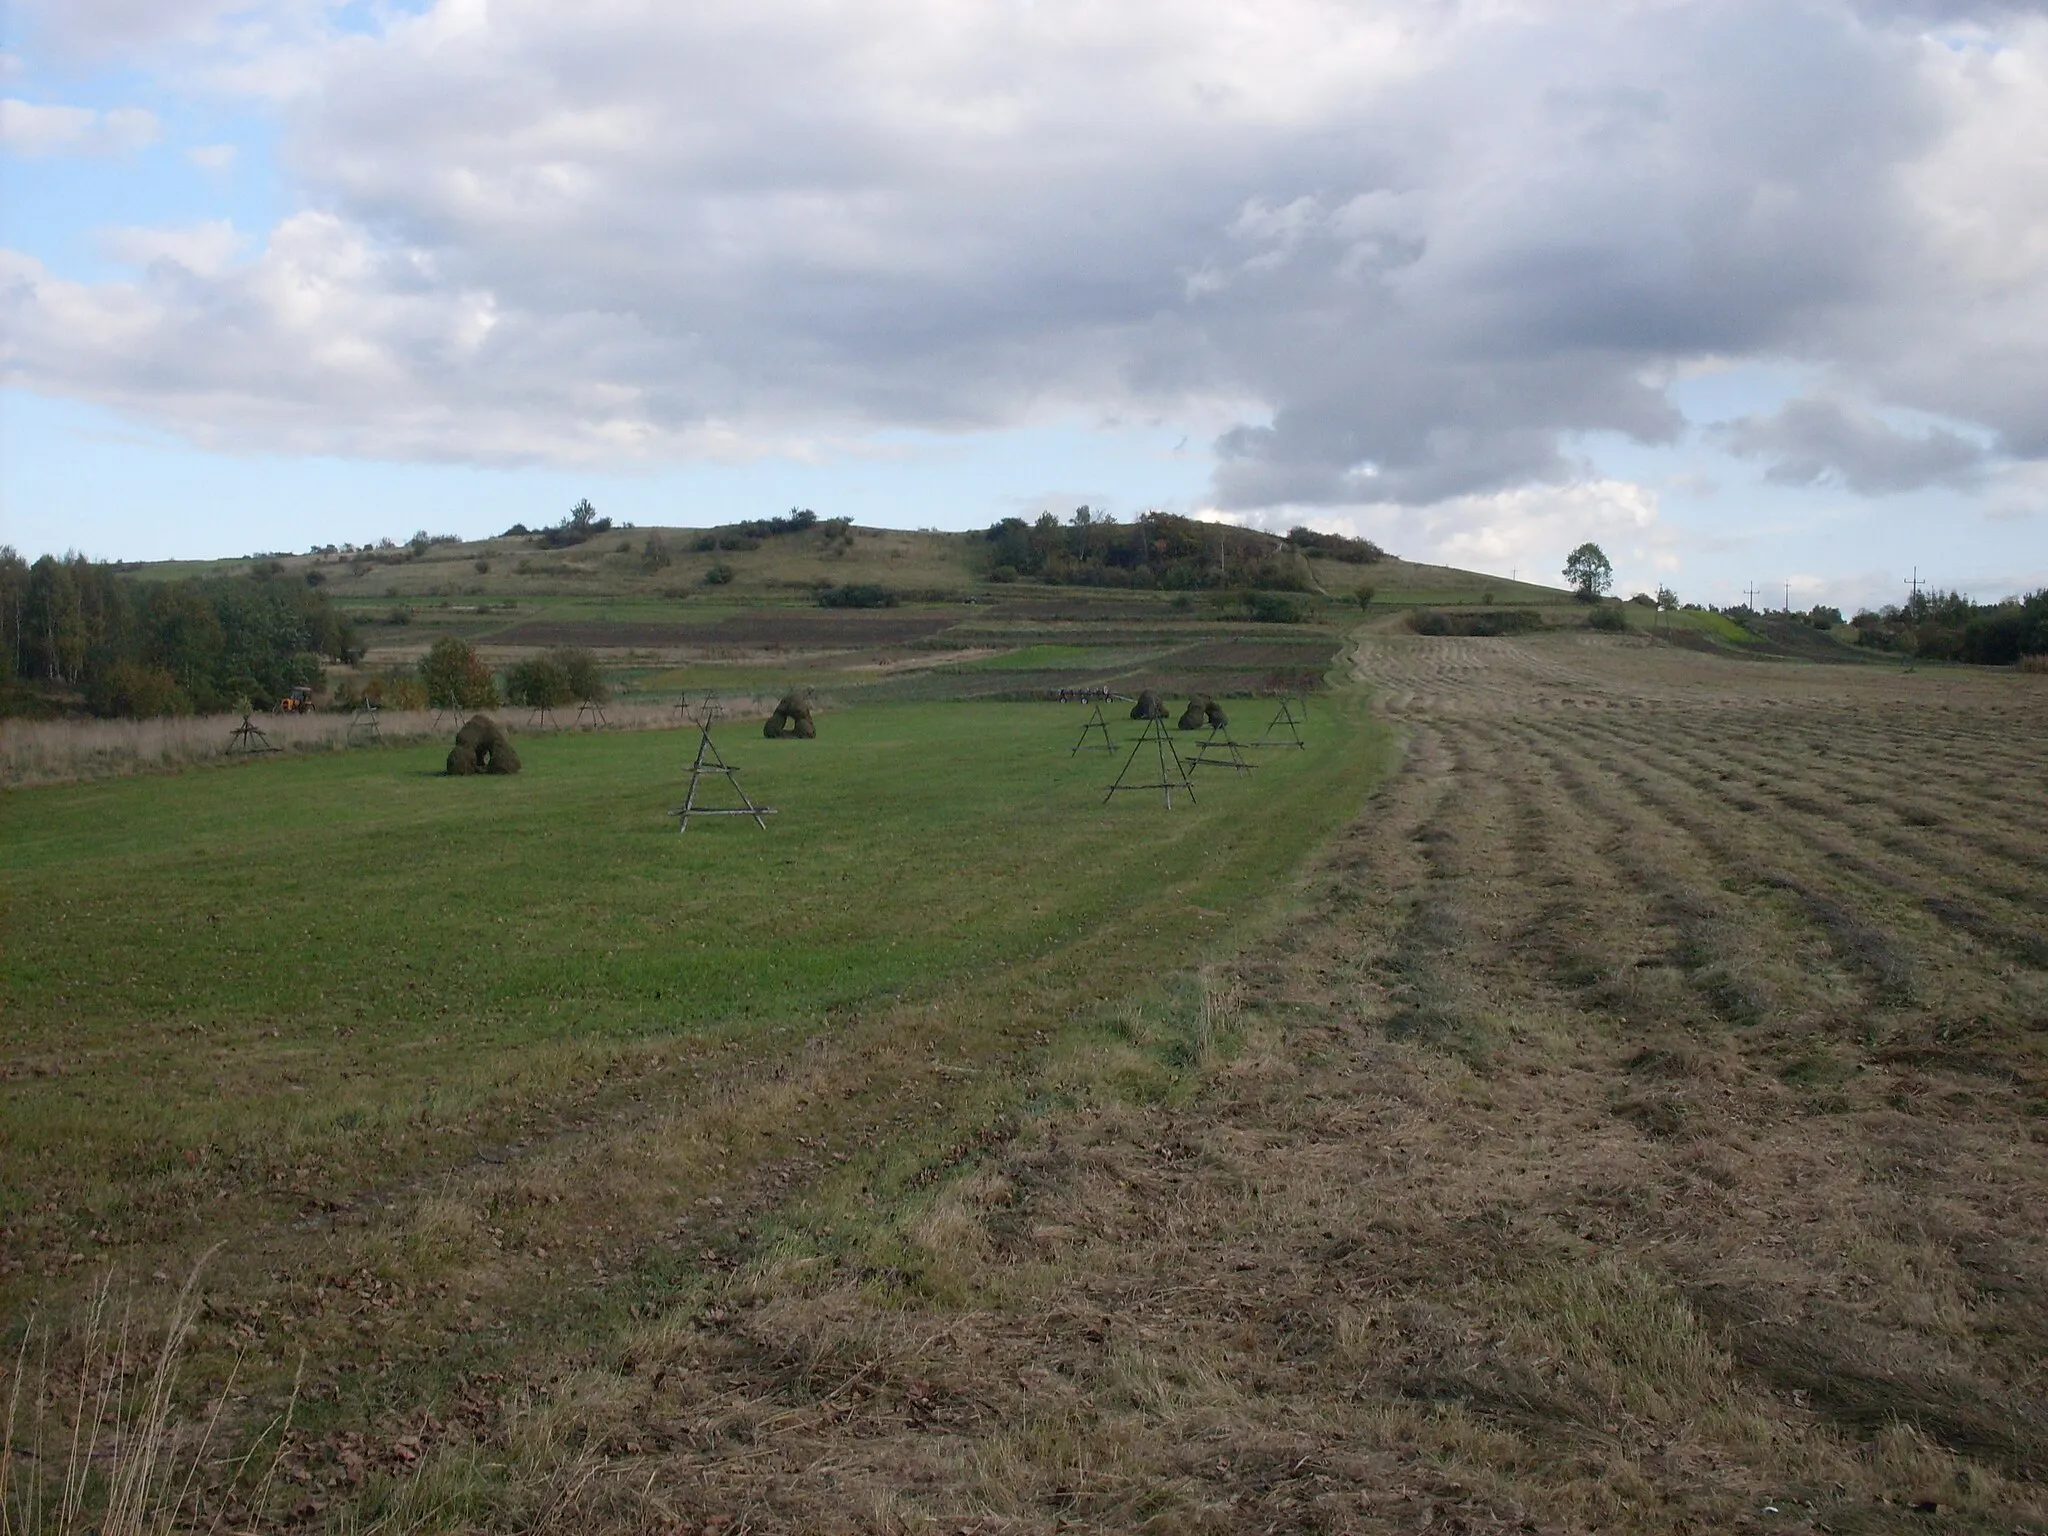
[1564,542,1614,601]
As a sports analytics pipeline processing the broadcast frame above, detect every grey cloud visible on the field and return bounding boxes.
[1717,397,1988,493]
[5,0,2048,505]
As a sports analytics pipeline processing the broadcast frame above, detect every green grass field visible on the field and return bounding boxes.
[0,696,1385,1300]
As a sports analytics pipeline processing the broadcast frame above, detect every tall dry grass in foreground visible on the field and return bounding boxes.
[1,1261,297,1536]
[0,701,748,790]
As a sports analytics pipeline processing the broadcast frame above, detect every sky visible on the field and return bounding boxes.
[3,0,2046,612]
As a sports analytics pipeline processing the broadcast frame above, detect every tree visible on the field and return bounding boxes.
[419,636,497,709]
[1563,543,1614,601]
[1656,586,1679,611]
[505,653,573,709]
[554,646,609,703]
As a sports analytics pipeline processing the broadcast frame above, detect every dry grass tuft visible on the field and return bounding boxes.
[1,1255,297,1536]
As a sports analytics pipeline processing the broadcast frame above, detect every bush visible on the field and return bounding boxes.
[1408,608,1546,637]
[88,661,186,718]
[818,584,898,609]
[505,653,573,708]
[1355,585,1376,610]
[1588,605,1628,632]
[642,532,673,571]
[1283,527,1385,564]
[537,498,612,548]
[555,647,609,703]
[704,564,736,586]
[1245,591,1310,624]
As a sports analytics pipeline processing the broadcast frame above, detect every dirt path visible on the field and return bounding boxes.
[560,635,2048,1533]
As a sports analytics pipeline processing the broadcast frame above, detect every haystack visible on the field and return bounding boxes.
[1205,698,1229,730]
[1178,695,1212,731]
[765,692,816,739]
[1130,689,1167,721]
[447,713,520,775]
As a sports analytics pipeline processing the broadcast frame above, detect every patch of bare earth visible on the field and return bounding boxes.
[520,634,2045,1533]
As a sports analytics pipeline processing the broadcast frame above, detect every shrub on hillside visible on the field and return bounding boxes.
[1408,608,1546,637]
[1244,591,1310,624]
[1588,605,1629,632]
[818,584,898,609]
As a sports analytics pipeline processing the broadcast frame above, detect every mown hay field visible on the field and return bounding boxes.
[7,632,2045,1534]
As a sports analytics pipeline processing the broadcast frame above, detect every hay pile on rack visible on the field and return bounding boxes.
[1130,689,1167,721]
[764,692,817,739]
[1177,695,1213,730]
[447,714,521,775]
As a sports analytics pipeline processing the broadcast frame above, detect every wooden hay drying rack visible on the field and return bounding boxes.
[1104,711,1197,808]
[668,698,776,832]
[1247,695,1308,750]
[226,713,280,757]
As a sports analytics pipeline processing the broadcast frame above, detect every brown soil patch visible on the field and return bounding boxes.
[490,612,962,650]
[1170,638,1344,670]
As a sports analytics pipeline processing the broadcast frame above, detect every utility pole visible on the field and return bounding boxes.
[1783,581,1791,613]
[1744,582,1760,611]
[1904,567,1924,602]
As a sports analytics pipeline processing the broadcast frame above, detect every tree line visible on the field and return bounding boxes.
[1850,589,2048,665]
[346,638,611,713]
[982,509,1382,590]
[0,549,359,717]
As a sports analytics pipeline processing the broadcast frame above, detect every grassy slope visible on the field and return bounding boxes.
[128,521,1580,618]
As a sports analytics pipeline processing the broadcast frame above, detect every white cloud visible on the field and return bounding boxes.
[1234,478,1677,594]
[97,219,244,276]
[3,0,2048,528]
[186,141,237,171]
[1,98,159,156]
